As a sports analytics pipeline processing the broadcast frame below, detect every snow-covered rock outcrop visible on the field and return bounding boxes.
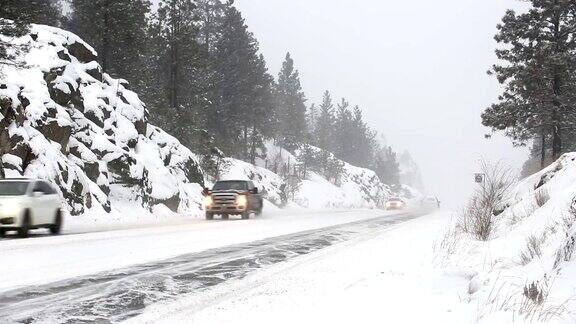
[0,24,204,215]
[254,142,392,209]
[399,151,424,194]
[218,157,285,206]
[295,161,392,209]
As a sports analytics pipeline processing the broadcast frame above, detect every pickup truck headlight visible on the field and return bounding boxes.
[236,195,247,208]
[203,196,213,208]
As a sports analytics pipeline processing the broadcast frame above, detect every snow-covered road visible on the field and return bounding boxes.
[0,208,428,323]
[135,210,467,324]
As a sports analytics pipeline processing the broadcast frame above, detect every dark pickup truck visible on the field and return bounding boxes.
[203,180,263,220]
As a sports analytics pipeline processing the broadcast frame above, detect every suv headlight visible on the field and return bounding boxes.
[203,196,213,208]
[3,202,20,215]
[236,195,247,208]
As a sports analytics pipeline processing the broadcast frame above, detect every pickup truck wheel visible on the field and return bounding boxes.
[205,212,214,220]
[18,212,31,238]
[0,228,5,238]
[49,209,62,235]
[241,212,250,220]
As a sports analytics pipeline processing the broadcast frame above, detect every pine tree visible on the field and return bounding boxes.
[483,1,576,167]
[0,0,61,27]
[333,98,355,161]
[313,91,335,150]
[276,52,307,152]
[373,145,401,189]
[68,0,151,86]
[209,2,275,159]
[139,0,206,149]
[196,0,227,54]
[238,52,276,164]
[1,0,61,60]
[306,103,318,139]
[349,106,376,167]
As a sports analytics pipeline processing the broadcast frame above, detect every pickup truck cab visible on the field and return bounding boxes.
[0,179,63,238]
[203,180,263,220]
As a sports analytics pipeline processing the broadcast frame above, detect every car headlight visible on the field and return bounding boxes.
[3,202,20,215]
[203,196,213,208]
[236,195,247,208]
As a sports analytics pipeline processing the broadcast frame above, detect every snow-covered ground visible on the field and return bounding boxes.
[0,208,406,293]
[131,211,471,324]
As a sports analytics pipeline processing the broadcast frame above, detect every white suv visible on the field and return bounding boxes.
[0,179,63,238]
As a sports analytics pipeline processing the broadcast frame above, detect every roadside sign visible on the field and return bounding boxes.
[475,173,484,183]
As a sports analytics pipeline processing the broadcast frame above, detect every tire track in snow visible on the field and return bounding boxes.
[0,212,423,324]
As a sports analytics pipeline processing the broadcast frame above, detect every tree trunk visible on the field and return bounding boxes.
[102,0,111,72]
[551,6,563,160]
[552,124,562,160]
[169,1,179,110]
[243,125,248,161]
[250,125,257,165]
[540,131,546,169]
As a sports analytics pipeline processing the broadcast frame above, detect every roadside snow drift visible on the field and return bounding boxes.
[440,153,576,322]
[0,23,204,216]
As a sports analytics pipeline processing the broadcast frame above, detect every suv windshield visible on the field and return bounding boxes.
[213,181,248,191]
[388,198,403,202]
[0,181,29,196]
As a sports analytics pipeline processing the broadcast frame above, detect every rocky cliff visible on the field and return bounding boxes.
[0,23,203,215]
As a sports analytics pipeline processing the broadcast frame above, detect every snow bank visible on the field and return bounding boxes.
[439,153,576,322]
[0,23,204,217]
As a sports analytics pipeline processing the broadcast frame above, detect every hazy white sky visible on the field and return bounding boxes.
[235,0,530,207]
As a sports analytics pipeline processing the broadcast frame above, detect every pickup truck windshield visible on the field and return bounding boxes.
[0,181,29,196]
[213,181,248,191]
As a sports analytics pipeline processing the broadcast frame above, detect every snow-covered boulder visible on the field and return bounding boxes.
[0,23,203,215]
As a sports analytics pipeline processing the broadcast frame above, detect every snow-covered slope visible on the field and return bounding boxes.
[254,142,392,209]
[399,150,424,192]
[0,23,398,219]
[0,24,204,216]
[218,157,285,206]
[440,153,576,322]
[294,162,391,209]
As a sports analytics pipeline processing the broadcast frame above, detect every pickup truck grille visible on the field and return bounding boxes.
[212,192,237,205]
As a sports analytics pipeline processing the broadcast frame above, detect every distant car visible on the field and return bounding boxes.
[0,179,63,238]
[203,180,263,220]
[420,196,440,209]
[385,197,406,210]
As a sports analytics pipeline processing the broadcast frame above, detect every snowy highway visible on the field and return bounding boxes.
[0,209,427,323]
